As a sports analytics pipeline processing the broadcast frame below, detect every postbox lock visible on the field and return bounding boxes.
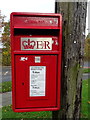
[22,82,24,85]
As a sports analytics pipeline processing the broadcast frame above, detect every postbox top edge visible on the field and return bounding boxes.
[10,12,62,18]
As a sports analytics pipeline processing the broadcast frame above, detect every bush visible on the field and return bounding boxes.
[84,37,90,60]
[2,48,11,66]
[0,81,12,93]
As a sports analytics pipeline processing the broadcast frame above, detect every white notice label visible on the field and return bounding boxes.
[30,66,46,97]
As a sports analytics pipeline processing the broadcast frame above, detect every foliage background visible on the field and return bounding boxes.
[1,22,11,66]
[84,33,90,60]
[0,12,90,66]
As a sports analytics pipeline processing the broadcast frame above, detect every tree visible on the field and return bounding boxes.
[86,33,90,38]
[52,2,87,119]
[0,10,6,29]
[84,34,90,60]
[1,21,11,66]
[2,21,10,45]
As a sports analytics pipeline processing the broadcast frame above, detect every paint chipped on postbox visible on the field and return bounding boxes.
[21,37,52,50]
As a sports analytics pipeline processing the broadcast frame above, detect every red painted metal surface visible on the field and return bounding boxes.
[15,55,57,108]
[13,16,58,27]
[10,12,62,112]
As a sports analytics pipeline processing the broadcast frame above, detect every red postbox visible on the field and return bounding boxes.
[10,12,62,112]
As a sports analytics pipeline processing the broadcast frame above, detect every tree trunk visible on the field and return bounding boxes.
[52,2,87,120]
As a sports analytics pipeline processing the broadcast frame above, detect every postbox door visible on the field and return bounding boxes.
[15,55,57,108]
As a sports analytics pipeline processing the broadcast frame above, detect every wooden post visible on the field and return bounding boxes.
[52,2,87,119]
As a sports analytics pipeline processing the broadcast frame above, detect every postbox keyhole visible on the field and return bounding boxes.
[22,82,24,85]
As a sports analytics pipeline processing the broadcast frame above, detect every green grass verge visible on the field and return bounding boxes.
[1,78,89,119]
[83,68,90,73]
[2,105,52,119]
[0,81,12,93]
[81,79,90,118]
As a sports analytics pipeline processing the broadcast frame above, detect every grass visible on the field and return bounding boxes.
[1,105,52,119]
[81,79,89,118]
[0,68,89,93]
[1,79,89,119]
[0,81,52,119]
[0,69,89,119]
[83,68,90,73]
[0,81,12,93]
